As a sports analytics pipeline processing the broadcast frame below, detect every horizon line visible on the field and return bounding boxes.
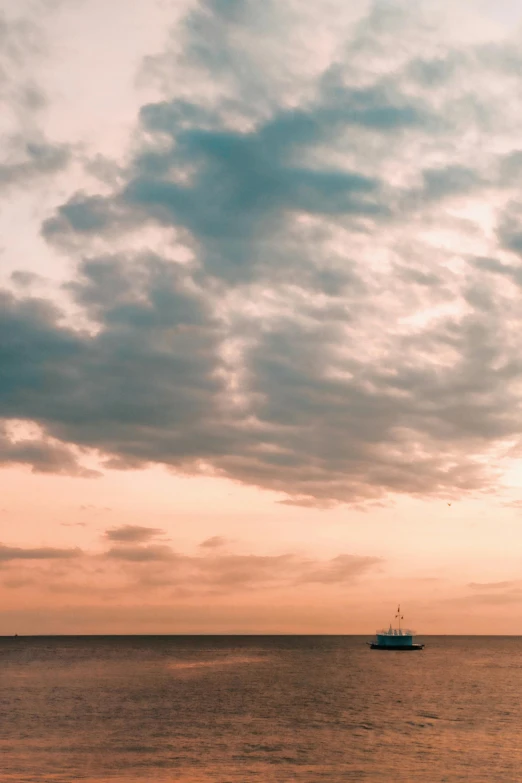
[2,633,522,638]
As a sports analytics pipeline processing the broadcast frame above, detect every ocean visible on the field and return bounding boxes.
[1,635,521,782]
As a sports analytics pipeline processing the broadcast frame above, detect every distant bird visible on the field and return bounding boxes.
[447,503,452,507]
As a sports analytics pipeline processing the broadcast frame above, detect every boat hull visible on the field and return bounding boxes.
[368,642,424,650]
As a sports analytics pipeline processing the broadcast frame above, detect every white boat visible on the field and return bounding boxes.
[367,605,424,650]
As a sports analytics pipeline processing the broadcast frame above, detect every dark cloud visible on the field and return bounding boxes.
[0,544,82,561]
[0,421,95,477]
[105,525,165,543]
[497,202,522,258]
[0,257,229,474]
[10,270,45,289]
[4,2,522,505]
[408,165,485,207]
[43,108,389,281]
[43,193,117,239]
[498,150,522,185]
[472,254,522,289]
[0,140,70,191]
[41,5,442,282]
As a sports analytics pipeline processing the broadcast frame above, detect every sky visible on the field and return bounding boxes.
[3,0,522,635]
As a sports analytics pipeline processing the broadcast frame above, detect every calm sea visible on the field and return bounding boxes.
[1,635,521,782]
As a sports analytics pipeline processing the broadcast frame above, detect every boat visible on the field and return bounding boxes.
[367,605,424,650]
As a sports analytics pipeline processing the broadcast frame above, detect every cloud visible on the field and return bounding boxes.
[451,590,522,607]
[0,420,96,477]
[2,576,35,588]
[0,140,70,191]
[199,535,230,549]
[10,270,45,289]
[0,260,226,475]
[1,534,381,598]
[468,581,516,590]
[0,544,82,561]
[101,543,382,592]
[104,524,165,543]
[0,11,71,194]
[0,12,42,99]
[501,499,522,509]
[106,544,175,562]
[4,2,522,504]
[298,554,383,584]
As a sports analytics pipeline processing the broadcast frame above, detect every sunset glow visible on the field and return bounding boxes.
[3,0,522,635]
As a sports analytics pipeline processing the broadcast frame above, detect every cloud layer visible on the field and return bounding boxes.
[3,1,522,504]
[0,9,70,192]
[0,525,382,598]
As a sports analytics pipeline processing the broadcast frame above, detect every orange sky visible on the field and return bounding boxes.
[3,0,522,634]
[2,461,522,634]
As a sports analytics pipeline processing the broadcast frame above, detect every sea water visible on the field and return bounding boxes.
[1,635,521,782]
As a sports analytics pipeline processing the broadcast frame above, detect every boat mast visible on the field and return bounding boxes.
[396,604,403,632]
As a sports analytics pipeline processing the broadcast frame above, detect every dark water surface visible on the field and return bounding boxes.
[1,635,521,782]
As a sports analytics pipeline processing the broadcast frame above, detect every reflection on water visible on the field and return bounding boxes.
[1,635,522,782]
[167,654,265,672]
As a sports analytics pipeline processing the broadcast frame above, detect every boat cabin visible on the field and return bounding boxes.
[375,625,414,647]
